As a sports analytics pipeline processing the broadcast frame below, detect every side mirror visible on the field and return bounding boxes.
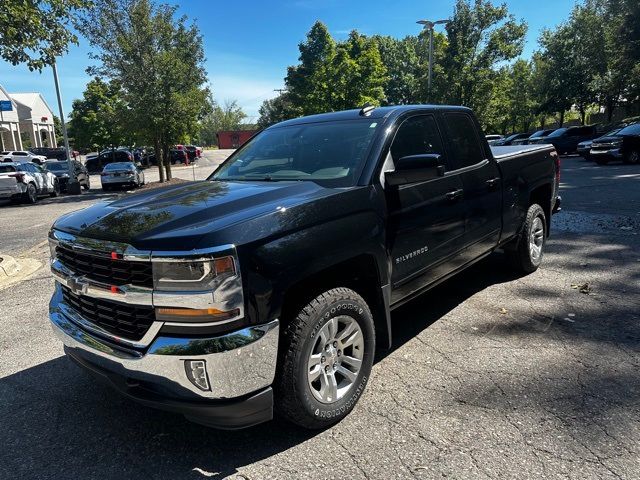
[385,153,445,186]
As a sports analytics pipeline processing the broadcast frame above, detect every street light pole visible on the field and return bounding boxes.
[417,19,449,102]
[52,61,81,194]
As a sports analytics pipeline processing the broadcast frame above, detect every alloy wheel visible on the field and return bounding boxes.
[307,315,364,404]
[529,216,544,263]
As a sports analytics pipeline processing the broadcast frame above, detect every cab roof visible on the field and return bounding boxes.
[269,104,473,129]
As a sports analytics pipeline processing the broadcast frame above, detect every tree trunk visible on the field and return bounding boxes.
[579,106,586,125]
[155,138,165,183]
[163,143,172,181]
[559,111,565,127]
[606,98,614,122]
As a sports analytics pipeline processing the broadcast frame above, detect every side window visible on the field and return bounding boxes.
[442,113,484,169]
[15,152,28,156]
[390,115,445,162]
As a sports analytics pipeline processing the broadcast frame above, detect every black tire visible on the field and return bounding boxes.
[102,185,110,192]
[23,183,38,204]
[49,179,60,197]
[623,149,639,165]
[276,287,375,429]
[82,179,90,190]
[505,204,546,274]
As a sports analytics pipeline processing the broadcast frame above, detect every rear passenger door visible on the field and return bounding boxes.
[386,114,467,303]
[441,112,502,259]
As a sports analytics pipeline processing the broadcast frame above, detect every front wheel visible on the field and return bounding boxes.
[505,204,546,274]
[624,149,639,165]
[49,179,60,197]
[276,287,375,429]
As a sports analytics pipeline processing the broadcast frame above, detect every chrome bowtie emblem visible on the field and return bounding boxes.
[68,275,89,295]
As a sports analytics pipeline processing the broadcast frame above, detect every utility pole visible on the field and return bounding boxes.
[52,61,81,194]
[416,19,449,102]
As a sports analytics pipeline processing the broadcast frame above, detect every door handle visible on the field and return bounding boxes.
[446,189,464,201]
[485,177,500,188]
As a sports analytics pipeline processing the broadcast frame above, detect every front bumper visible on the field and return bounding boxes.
[590,148,623,159]
[49,287,279,429]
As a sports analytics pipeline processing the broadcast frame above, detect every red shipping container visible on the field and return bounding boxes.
[217,130,257,149]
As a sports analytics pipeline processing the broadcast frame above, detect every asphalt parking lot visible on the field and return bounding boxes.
[0,154,638,479]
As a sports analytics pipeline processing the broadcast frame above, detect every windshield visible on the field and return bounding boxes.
[547,128,568,138]
[45,162,68,171]
[211,120,380,187]
[105,162,134,170]
[528,130,547,138]
[0,165,16,173]
[618,123,640,136]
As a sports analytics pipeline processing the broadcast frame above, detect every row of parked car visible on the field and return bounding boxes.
[84,144,201,173]
[487,122,640,165]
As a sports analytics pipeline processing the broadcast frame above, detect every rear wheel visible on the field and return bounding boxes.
[276,287,375,429]
[23,183,38,204]
[505,204,546,274]
[82,177,90,190]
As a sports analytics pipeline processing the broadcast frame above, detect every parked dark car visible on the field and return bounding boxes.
[492,133,530,146]
[84,149,134,173]
[530,125,598,154]
[590,123,640,165]
[44,160,90,191]
[147,149,189,166]
[512,129,557,146]
[47,104,561,430]
[184,145,199,161]
[577,128,623,160]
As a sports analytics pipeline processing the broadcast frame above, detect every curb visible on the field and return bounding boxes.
[0,255,20,278]
[0,255,43,290]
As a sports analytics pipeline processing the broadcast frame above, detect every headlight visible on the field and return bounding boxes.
[152,256,236,291]
[152,255,243,323]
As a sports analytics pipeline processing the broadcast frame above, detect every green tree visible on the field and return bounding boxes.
[0,0,90,71]
[68,78,130,151]
[81,0,209,182]
[441,0,527,126]
[285,22,387,115]
[199,97,248,145]
[257,93,298,128]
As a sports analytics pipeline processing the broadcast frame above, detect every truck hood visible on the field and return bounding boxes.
[52,180,357,250]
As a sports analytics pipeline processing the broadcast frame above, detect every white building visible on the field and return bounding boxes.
[0,84,23,151]
[10,92,57,149]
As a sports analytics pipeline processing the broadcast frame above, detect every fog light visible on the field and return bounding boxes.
[184,360,210,391]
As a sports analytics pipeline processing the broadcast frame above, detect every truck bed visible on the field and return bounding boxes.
[490,144,553,160]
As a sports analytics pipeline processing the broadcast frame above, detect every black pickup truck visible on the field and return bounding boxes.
[48,105,561,429]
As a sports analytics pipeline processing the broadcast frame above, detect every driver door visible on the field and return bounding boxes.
[386,114,467,304]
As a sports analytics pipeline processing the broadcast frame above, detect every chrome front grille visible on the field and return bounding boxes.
[56,245,153,288]
[61,285,155,341]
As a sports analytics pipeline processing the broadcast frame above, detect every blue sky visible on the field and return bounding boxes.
[0,0,576,123]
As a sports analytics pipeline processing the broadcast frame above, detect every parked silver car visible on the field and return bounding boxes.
[100,162,145,191]
[0,162,59,204]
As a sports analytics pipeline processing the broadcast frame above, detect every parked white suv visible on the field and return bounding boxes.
[1,150,48,165]
[0,162,59,204]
